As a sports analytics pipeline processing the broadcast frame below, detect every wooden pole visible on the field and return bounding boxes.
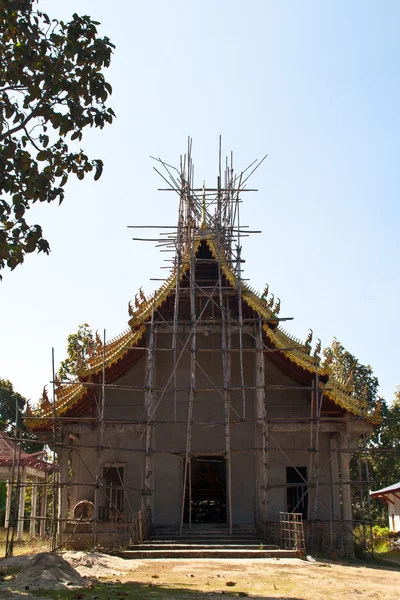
[226,302,233,534]
[5,480,12,529]
[92,331,106,548]
[30,477,38,538]
[172,188,183,422]
[217,227,232,534]
[180,227,196,532]
[39,472,48,537]
[50,347,58,552]
[257,317,268,532]
[17,473,26,541]
[339,427,355,558]
[57,431,68,545]
[143,309,156,514]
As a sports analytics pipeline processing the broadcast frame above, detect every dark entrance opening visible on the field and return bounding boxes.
[184,456,226,523]
[286,466,308,519]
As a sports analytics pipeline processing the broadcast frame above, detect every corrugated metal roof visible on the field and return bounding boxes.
[370,482,400,497]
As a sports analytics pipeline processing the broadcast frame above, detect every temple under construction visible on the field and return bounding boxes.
[4,139,382,558]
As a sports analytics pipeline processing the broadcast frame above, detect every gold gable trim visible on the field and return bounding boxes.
[29,233,379,427]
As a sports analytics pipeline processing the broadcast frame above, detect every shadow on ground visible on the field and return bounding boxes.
[1,579,304,600]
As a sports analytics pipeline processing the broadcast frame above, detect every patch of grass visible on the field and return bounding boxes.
[0,531,50,557]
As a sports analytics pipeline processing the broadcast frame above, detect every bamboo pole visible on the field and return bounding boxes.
[50,347,58,552]
[172,188,184,422]
[180,227,196,532]
[92,330,106,548]
[143,308,156,514]
[217,219,233,534]
[257,316,269,533]
[5,392,21,558]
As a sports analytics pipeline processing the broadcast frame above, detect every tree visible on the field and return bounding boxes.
[0,0,115,277]
[322,338,382,521]
[0,377,40,452]
[368,388,400,491]
[322,339,400,524]
[58,323,98,380]
[322,337,379,411]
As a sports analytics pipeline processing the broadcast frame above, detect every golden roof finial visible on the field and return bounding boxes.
[200,180,207,230]
[344,370,355,393]
[373,397,383,418]
[26,400,33,417]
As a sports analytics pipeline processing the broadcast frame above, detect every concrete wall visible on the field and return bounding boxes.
[388,495,400,532]
[67,327,342,529]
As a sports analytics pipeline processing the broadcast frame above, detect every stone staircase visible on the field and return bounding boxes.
[112,524,303,559]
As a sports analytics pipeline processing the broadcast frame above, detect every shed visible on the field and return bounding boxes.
[0,430,51,540]
[371,483,400,532]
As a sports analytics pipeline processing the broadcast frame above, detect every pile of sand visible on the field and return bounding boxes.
[62,550,136,577]
[10,552,87,591]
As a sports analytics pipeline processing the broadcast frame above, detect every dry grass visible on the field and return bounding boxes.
[0,531,50,557]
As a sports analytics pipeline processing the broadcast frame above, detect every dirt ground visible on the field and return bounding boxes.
[110,557,400,600]
[1,552,400,600]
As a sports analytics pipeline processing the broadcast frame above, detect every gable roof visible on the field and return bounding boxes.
[27,233,381,430]
[0,430,51,471]
[371,483,400,498]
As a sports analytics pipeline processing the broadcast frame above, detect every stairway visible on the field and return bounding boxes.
[112,525,302,559]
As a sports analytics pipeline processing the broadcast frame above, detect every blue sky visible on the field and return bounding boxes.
[1,0,399,404]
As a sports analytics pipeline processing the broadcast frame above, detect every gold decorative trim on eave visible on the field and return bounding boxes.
[28,325,147,428]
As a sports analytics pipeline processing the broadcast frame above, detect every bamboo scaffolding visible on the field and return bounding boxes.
[5,139,386,559]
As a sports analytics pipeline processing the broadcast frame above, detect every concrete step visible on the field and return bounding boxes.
[153,523,257,532]
[151,533,260,542]
[113,548,300,559]
[152,531,259,540]
[127,543,278,551]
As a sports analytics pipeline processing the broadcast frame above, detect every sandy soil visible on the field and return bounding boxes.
[1,552,400,600]
[112,557,400,600]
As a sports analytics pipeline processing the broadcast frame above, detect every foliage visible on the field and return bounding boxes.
[323,338,400,525]
[372,525,390,548]
[368,388,400,490]
[0,377,40,452]
[0,0,115,277]
[58,323,98,380]
[353,525,391,555]
[322,337,379,410]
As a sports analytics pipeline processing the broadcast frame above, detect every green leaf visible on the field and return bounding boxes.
[0,3,115,280]
[36,151,48,161]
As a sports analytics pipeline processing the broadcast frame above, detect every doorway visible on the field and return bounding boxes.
[184,455,226,523]
[286,466,308,519]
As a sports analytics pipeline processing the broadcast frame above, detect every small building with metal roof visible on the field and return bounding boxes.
[371,483,400,532]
